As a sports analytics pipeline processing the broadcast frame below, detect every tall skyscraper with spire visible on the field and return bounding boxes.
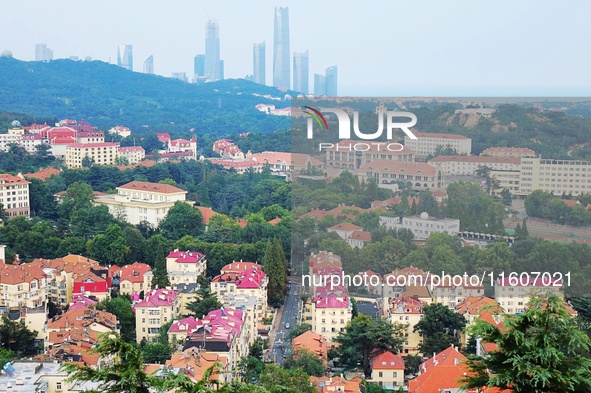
[117,44,133,71]
[253,42,266,85]
[205,20,221,82]
[293,51,309,94]
[273,7,290,90]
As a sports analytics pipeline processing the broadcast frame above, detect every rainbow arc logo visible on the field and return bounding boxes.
[302,106,328,130]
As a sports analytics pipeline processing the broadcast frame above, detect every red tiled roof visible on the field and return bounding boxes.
[118,181,186,194]
[371,351,404,370]
[195,206,219,225]
[328,222,362,232]
[120,262,151,283]
[24,167,61,181]
[0,173,30,186]
[349,230,371,242]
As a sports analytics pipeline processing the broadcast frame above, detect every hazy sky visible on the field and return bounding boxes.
[1,1,590,96]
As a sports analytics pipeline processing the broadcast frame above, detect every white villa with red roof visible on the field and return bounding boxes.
[94,180,194,226]
[160,136,197,161]
[118,145,146,164]
[135,288,180,343]
[166,249,207,287]
[327,222,372,248]
[370,351,405,390]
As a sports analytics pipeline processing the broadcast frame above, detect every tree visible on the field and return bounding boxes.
[151,243,170,289]
[258,365,316,393]
[0,348,13,369]
[284,348,325,377]
[521,217,529,238]
[187,286,222,319]
[414,303,466,355]
[96,296,136,343]
[158,201,204,240]
[335,315,405,378]
[81,155,95,168]
[0,316,38,356]
[288,323,311,339]
[62,332,179,393]
[87,224,130,264]
[263,237,288,307]
[462,296,591,393]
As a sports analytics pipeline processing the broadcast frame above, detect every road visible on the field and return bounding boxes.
[270,277,300,365]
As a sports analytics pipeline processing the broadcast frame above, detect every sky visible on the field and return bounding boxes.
[1,0,590,96]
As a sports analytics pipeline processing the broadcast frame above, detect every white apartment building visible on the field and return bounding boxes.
[358,160,443,190]
[0,173,30,218]
[64,142,120,168]
[118,146,146,164]
[166,250,207,287]
[519,157,591,196]
[428,155,522,176]
[494,277,563,315]
[94,181,193,226]
[404,132,472,160]
[379,212,460,241]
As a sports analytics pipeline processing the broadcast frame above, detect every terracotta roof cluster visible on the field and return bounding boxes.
[118,146,145,153]
[456,296,502,316]
[195,206,219,225]
[308,252,343,272]
[47,308,118,331]
[309,376,362,393]
[388,296,426,315]
[163,349,227,383]
[184,308,246,348]
[0,262,46,285]
[212,264,266,289]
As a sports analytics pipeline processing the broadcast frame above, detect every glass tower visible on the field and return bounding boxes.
[273,7,290,90]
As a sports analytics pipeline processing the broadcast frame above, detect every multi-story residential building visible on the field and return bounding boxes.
[160,136,198,161]
[182,308,253,378]
[325,139,415,172]
[494,277,563,315]
[384,296,426,355]
[176,282,201,315]
[118,146,145,164]
[76,131,105,144]
[0,173,30,218]
[20,133,50,153]
[519,157,591,196]
[305,285,352,341]
[489,168,523,195]
[432,280,485,309]
[135,288,180,343]
[428,155,521,176]
[117,262,152,296]
[247,151,323,180]
[0,132,21,151]
[73,270,110,301]
[481,146,536,158]
[0,261,47,309]
[358,160,443,190]
[404,131,472,160]
[327,222,372,248]
[166,249,207,287]
[165,349,229,385]
[310,376,363,393]
[94,180,193,226]
[211,262,268,323]
[64,142,120,168]
[208,159,265,174]
[370,351,405,390]
[379,212,460,241]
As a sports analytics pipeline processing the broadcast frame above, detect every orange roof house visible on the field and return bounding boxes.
[292,330,328,359]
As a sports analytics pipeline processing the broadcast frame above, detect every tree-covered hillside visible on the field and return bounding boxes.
[0,57,290,135]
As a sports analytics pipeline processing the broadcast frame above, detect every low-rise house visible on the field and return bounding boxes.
[118,145,145,164]
[292,330,328,360]
[379,212,460,241]
[164,349,229,385]
[370,351,405,390]
[310,376,363,393]
[118,262,152,296]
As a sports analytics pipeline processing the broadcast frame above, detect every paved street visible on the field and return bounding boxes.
[270,277,300,365]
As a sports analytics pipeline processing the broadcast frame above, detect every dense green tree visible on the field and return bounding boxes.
[186,286,223,319]
[151,243,170,289]
[159,201,204,240]
[284,348,325,377]
[288,323,312,339]
[414,303,467,355]
[0,316,37,356]
[28,177,58,219]
[95,296,136,342]
[462,296,591,393]
[258,365,316,393]
[87,224,130,264]
[123,227,147,264]
[0,348,13,369]
[263,238,288,307]
[335,315,405,378]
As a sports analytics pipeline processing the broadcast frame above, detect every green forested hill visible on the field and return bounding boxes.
[0,57,290,135]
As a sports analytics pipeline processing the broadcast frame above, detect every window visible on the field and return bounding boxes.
[378,372,383,377]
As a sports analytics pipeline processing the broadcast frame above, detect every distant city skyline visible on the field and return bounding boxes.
[293,51,309,95]
[253,42,266,85]
[273,7,290,90]
[2,1,591,96]
[143,55,154,74]
[204,20,222,82]
[117,44,132,71]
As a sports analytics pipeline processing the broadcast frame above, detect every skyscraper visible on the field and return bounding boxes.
[273,7,290,90]
[293,51,309,95]
[325,66,338,96]
[35,44,53,61]
[143,55,154,74]
[194,54,205,77]
[314,73,326,96]
[117,44,133,71]
[205,20,221,82]
[253,42,266,85]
